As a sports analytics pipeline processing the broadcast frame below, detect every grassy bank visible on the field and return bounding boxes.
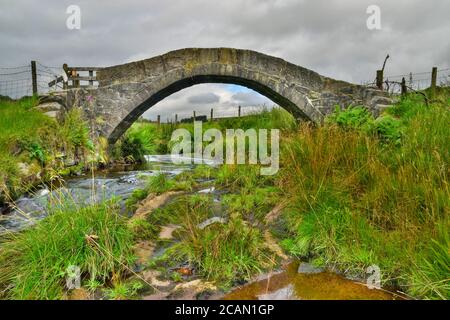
[278,93,449,299]
[0,97,93,206]
[0,198,135,299]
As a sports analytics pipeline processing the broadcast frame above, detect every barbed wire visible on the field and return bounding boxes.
[0,69,31,76]
[0,65,30,70]
[384,67,450,79]
[363,67,450,92]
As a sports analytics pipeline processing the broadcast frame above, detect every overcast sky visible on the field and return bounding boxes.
[1,0,449,120]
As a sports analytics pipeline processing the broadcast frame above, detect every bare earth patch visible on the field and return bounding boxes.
[159,224,181,240]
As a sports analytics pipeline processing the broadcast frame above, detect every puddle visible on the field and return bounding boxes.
[223,261,402,300]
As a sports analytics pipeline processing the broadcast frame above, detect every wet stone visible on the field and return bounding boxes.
[297,262,324,274]
[258,285,297,300]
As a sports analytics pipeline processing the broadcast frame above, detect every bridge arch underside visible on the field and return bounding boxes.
[107,74,322,144]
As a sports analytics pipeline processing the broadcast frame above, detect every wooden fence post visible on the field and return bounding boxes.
[157,115,160,126]
[89,70,94,87]
[31,61,37,95]
[62,63,69,89]
[376,70,383,90]
[193,111,196,122]
[238,105,241,117]
[175,114,178,124]
[430,67,437,100]
[401,77,407,97]
[210,108,213,121]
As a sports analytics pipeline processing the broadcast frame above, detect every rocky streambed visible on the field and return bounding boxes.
[0,155,403,300]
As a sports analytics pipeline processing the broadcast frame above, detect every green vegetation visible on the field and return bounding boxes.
[103,278,147,300]
[0,97,94,205]
[222,186,280,222]
[125,172,194,212]
[177,107,296,132]
[113,121,178,162]
[171,213,273,288]
[143,164,283,288]
[326,105,403,144]
[115,108,295,163]
[278,93,449,299]
[0,199,135,299]
[0,91,448,299]
[148,195,275,288]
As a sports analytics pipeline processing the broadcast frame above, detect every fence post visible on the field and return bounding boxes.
[31,60,38,95]
[89,70,94,87]
[238,105,241,117]
[157,115,160,127]
[376,70,383,90]
[62,63,69,89]
[175,114,178,124]
[75,72,80,88]
[430,67,437,100]
[210,108,213,121]
[401,77,407,97]
[193,111,196,122]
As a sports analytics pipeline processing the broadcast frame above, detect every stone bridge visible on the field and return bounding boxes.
[61,48,391,144]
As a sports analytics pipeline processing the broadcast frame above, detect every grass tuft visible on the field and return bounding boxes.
[0,199,135,300]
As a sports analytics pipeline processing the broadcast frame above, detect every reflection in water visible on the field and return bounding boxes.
[224,262,400,300]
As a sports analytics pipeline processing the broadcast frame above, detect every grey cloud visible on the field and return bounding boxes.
[1,0,448,80]
[0,0,449,118]
[232,91,269,106]
[187,93,220,104]
[142,84,274,121]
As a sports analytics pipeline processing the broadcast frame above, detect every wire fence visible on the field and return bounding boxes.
[2,61,449,105]
[0,62,65,99]
[147,104,276,123]
[362,67,450,94]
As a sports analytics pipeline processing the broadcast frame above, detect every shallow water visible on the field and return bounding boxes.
[224,261,401,300]
[0,155,193,233]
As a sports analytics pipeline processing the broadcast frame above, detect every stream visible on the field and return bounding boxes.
[0,155,401,300]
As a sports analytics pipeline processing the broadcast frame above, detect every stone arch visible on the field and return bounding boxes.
[66,48,391,144]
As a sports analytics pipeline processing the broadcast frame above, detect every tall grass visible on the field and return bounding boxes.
[278,94,449,299]
[0,98,94,204]
[0,199,135,300]
[153,195,274,288]
[0,97,56,202]
[176,214,272,288]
